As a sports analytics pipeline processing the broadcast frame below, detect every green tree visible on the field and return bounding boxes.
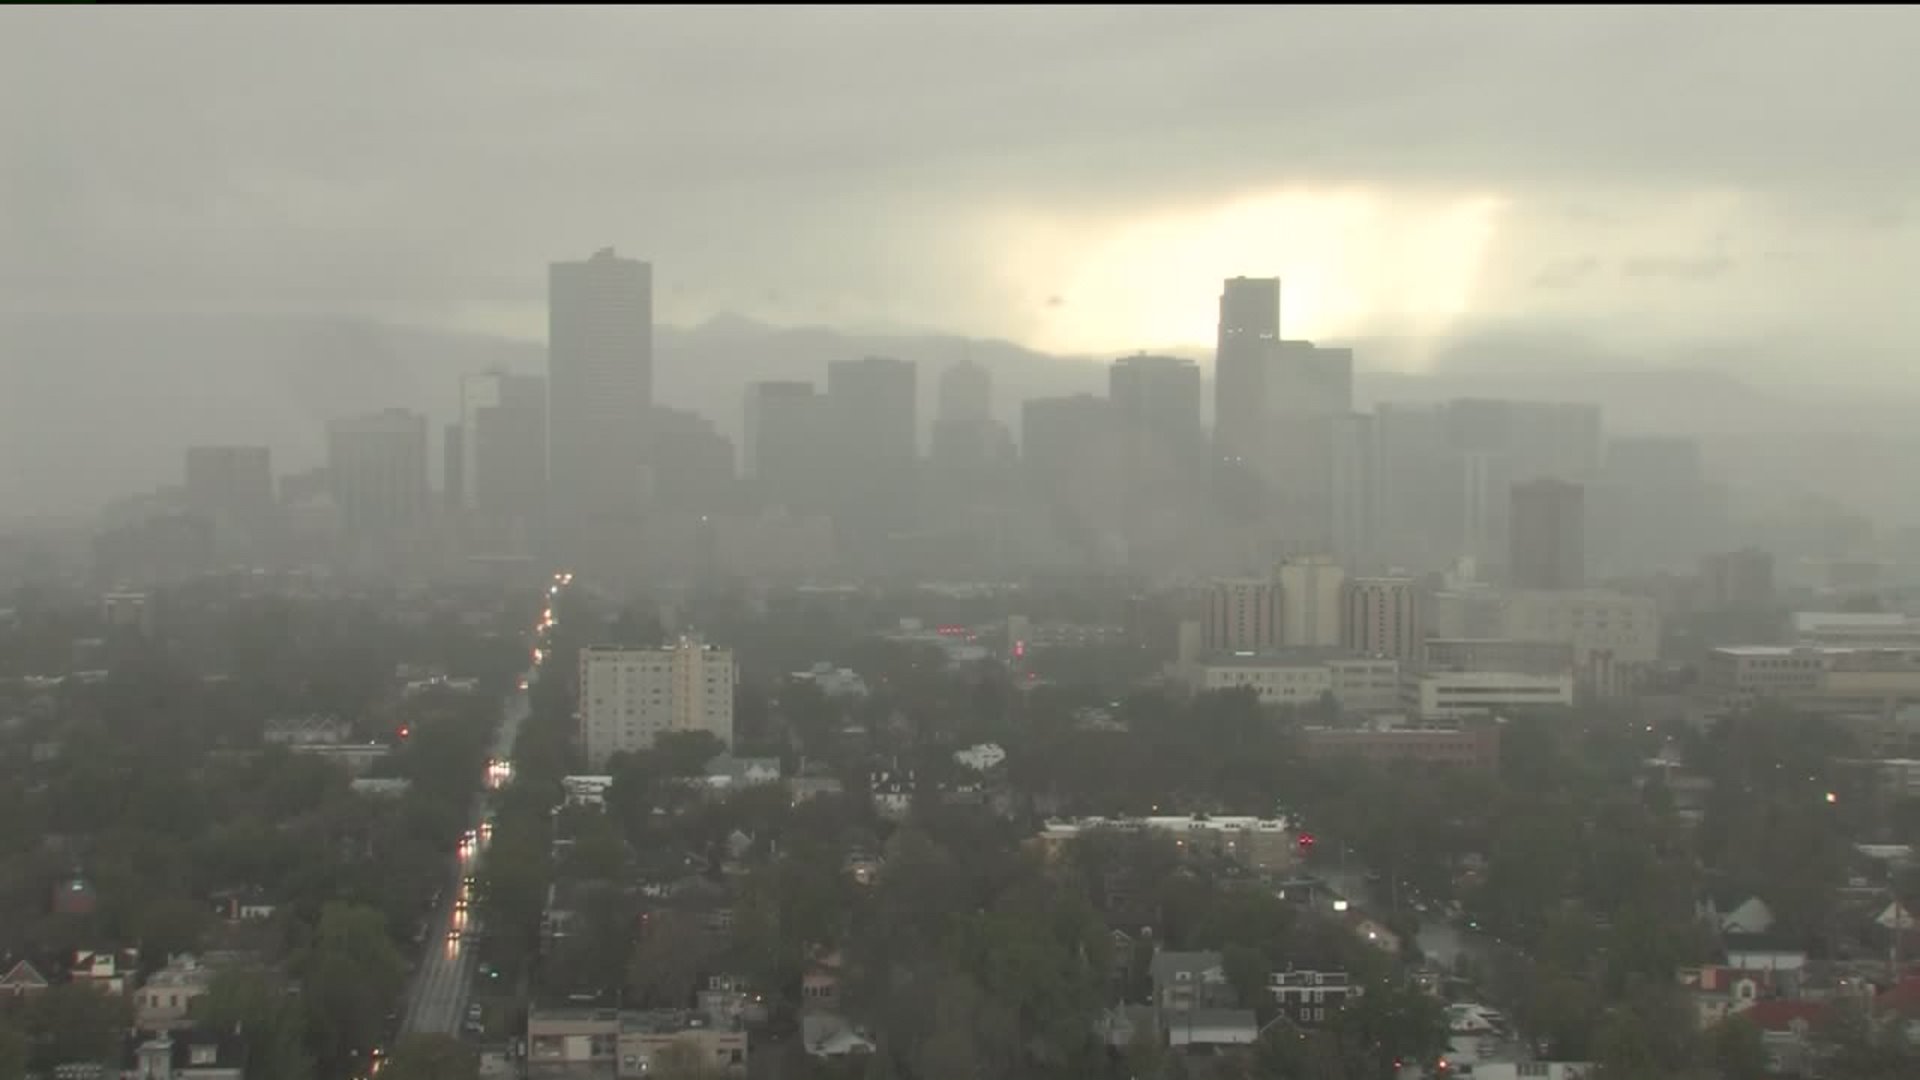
[1710,1015,1768,1080]
[24,983,131,1068]
[192,969,313,1080]
[0,1021,26,1080]
[382,1033,480,1080]
[296,902,407,1074]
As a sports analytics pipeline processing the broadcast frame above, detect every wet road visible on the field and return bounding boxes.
[399,687,529,1037]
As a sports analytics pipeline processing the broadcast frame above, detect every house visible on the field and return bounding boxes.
[1166,1008,1259,1050]
[953,742,1007,772]
[1743,1000,1830,1076]
[72,949,138,994]
[1446,1003,1509,1036]
[129,1029,248,1079]
[800,1013,874,1058]
[1268,969,1361,1025]
[261,713,349,746]
[800,951,842,1013]
[135,955,223,1032]
[1698,892,1776,936]
[869,768,915,820]
[1723,933,1808,972]
[702,754,782,791]
[843,850,883,886]
[1676,965,1774,1028]
[1462,1064,1594,1080]
[1095,1004,1160,1050]
[208,889,277,923]
[786,771,844,803]
[0,958,48,998]
[1149,950,1231,1013]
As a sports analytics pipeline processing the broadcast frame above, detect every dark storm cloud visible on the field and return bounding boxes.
[1,5,1917,336]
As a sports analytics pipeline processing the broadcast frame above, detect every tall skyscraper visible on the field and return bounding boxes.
[743,381,832,505]
[1213,276,1280,466]
[827,356,918,464]
[548,248,653,523]
[1109,354,1203,460]
[183,446,272,523]
[1343,576,1420,662]
[937,355,991,426]
[1510,477,1586,589]
[326,408,429,535]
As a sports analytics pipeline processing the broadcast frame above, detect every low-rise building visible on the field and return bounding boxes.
[134,955,221,1032]
[1268,969,1361,1025]
[1036,815,1295,872]
[1188,648,1399,712]
[1402,671,1574,720]
[261,714,350,746]
[1301,722,1500,772]
[526,1008,747,1077]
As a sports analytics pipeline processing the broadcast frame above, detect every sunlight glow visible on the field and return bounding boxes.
[997,188,1507,360]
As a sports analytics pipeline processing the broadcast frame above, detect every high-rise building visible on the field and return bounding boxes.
[937,356,991,426]
[548,248,653,523]
[646,406,735,514]
[1270,341,1354,417]
[827,356,918,464]
[1327,414,1380,571]
[1203,577,1283,652]
[1343,576,1420,662]
[1279,555,1346,647]
[1510,478,1586,590]
[184,447,273,557]
[1021,394,1126,558]
[578,638,736,768]
[460,371,548,513]
[1109,354,1203,459]
[1213,276,1280,466]
[744,381,832,506]
[326,409,429,534]
[1700,548,1775,613]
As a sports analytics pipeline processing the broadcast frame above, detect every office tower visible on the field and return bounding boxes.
[1279,555,1346,647]
[1110,354,1203,454]
[458,373,548,552]
[1203,576,1283,652]
[1510,477,1586,589]
[827,356,918,464]
[646,406,735,514]
[937,355,991,426]
[1700,548,1775,613]
[326,408,429,534]
[1594,435,1717,575]
[1021,394,1126,556]
[441,423,464,511]
[827,356,919,547]
[1343,576,1420,661]
[1270,341,1354,417]
[1213,276,1280,466]
[547,248,653,523]
[578,638,736,768]
[1327,413,1380,571]
[184,446,274,559]
[931,359,1012,471]
[744,381,833,505]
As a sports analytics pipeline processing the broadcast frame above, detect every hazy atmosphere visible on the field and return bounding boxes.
[11,8,1920,1080]
[6,7,1920,515]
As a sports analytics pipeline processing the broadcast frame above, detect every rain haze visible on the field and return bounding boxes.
[5,7,1920,516]
[12,10,1920,1080]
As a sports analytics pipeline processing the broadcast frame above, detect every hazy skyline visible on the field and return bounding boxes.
[5,6,1919,378]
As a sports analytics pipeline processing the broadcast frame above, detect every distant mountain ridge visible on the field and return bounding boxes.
[0,310,1908,519]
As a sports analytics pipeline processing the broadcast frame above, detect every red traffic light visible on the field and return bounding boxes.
[1296,832,1316,851]
[397,724,411,741]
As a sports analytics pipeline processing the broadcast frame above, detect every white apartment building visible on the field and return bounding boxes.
[579,638,736,768]
[1189,650,1398,712]
[1280,556,1345,647]
[1403,670,1574,720]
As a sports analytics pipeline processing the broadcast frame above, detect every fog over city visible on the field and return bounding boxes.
[5,7,1920,516]
[7,10,1920,1080]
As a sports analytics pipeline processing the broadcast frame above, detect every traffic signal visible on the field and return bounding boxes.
[397,724,411,742]
[1296,832,1316,853]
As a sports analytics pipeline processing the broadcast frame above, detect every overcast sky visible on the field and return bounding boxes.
[5,5,1919,376]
